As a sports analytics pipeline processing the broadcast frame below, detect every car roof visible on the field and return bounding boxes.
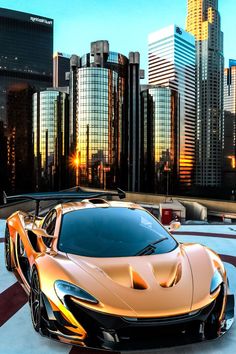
[59,199,144,215]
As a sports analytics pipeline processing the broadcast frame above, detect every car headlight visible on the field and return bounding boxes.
[210,270,223,294]
[54,280,98,305]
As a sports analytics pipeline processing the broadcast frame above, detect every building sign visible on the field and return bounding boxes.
[30,16,53,26]
[176,27,182,35]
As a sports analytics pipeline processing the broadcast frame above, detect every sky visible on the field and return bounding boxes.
[0,0,235,78]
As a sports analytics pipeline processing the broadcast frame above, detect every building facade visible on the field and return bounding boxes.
[140,86,179,194]
[7,83,35,193]
[69,41,141,190]
[148,25,196,191]
[186,0,224,187]
[0,7,53,123]
[53,52,70,88]
[0,7,53,193]
[33,89,69,191]
[223,63,236,191]
[0,121,8,200]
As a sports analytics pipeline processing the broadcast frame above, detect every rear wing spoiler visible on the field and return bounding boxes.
[3,187,126,215]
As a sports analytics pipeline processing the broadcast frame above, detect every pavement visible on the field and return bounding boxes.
[0,220,235,354]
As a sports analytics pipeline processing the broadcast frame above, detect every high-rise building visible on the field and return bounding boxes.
[69,41,141,190]
[7,83,34,193]
[0,121,8,199]
[53,52,70,88]
[0,7,53,123]
[33,89,69,191]
[128,52,141,192]
[148,25,196,191]
[223,62,236,190]
[140,85,179,194]
[186,0,224,187]
[0,7,53,193]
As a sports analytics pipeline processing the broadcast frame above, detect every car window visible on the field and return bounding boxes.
[42,210,57,247]
[58,207,178,258]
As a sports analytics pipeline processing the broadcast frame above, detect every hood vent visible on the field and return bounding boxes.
[131,269,148,290]
[157,263,182,288]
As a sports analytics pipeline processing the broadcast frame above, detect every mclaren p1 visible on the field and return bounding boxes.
[4,189,234,351]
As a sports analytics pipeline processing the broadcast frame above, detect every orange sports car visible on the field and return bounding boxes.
[4,189,234,351]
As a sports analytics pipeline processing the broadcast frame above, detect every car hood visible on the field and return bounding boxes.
[67,244,205,318]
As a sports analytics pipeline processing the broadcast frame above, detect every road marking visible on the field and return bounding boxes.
[0,282,28,326]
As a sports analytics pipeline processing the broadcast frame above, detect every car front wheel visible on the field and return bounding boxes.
[5,225,13,271]
[29,268,43,332]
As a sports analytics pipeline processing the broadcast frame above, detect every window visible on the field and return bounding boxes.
[58,207,177,258]
[42,209,57,247]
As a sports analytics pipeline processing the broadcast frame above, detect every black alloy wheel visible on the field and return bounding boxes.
[5,225,13,271]
[30,268,43,332]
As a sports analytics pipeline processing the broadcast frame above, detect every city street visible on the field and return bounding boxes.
[0,221,235,354]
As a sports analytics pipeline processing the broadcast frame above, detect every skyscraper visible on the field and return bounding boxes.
[69,41,141,190]
[186,0,224,187]
[140,85,179,194]
[53,52,70,88]
[223,62,236,190]
[148,25,196,191]
[33,89,69,191]
[7,83,34,192]
[0,7,53,193]
[0,7,53,123]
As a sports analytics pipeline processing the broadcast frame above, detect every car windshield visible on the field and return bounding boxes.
[58,207,178,258]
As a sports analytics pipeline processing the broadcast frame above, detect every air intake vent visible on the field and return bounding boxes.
[86,198,109,205]
[131,269,148,290]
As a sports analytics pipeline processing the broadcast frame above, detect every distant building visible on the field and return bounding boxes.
[0,121,8,200]
[223,63,236,191]
[0,7,53,193]
[53,52,70,88]
[69,40,141,190]
[7,83,34,193]
[186,0,224,187]
[140,85,179,194]
[0,7,53,123]
[33,89,69,191]
[148,25,196,192]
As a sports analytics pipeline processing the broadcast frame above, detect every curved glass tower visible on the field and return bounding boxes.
[70,41,130,189]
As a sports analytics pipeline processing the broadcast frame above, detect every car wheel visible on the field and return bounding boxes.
[29,268,43,332]
[5,225,13,271]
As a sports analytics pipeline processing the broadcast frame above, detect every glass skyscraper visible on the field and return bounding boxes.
[69,41,141,190]
[0,7,53,123]
[0,7,53,194]
[186,0,224,187]
[140,86,179,194]
[148,25,196,191]
[33,89,69,190]
[223,62,236,190]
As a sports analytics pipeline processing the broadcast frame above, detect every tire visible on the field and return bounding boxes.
[29,268,43,332]
[5,225,13,271]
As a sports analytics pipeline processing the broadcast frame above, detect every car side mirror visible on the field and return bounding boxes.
[32,227,55,238]
[169,221,181,231]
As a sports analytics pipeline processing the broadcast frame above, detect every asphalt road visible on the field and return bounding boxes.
[0,221,235,354]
